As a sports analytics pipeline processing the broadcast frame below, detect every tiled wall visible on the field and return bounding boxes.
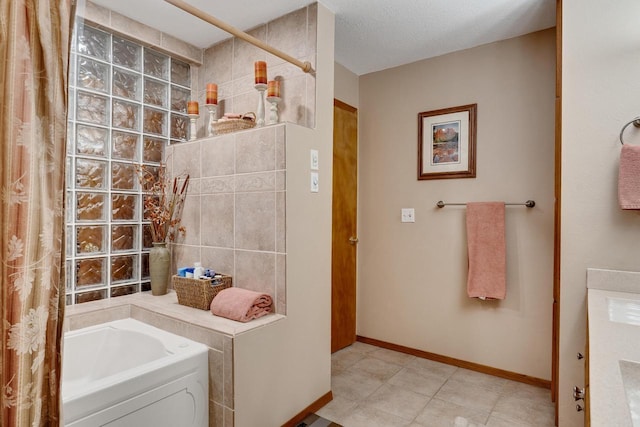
[194,4,318,136]
[83,2,318,137]
[169,125,287,314]
[80,2,203,65]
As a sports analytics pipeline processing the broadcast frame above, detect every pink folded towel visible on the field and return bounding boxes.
[466,202,506,300]
[618,144,640,209]
[210,287,273,322]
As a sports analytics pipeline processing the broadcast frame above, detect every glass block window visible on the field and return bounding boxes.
[66,22,191,305]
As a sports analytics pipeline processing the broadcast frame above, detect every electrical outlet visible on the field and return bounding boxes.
[310,149,319,170]
[310,172,319,193]
[401,208,415,223]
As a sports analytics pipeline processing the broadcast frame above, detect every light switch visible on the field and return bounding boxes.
[401,208,415,223]
[311,172,319,193]
[310,149,319,170]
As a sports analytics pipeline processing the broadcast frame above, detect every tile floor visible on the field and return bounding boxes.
[316,341,555,427]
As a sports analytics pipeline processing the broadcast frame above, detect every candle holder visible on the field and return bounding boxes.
[205,104,218,137]
[266,96,281,125]
[188,113,199,141]
[255,83,267,127]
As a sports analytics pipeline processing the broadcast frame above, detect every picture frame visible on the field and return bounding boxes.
[418,103,477,180]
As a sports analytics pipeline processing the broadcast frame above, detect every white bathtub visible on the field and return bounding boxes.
[62,318,208,427]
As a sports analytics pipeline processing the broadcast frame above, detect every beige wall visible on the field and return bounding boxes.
[233,4,335,426]
[357,29,556,380]
[334,61,359,108]
[560,1,640,425]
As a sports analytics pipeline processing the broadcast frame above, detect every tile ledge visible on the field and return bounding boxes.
[65,290,284,336]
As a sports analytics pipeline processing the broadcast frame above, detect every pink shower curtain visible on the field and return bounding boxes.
[0,0,72,425]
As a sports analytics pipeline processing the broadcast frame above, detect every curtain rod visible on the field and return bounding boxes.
[163,0,313,74]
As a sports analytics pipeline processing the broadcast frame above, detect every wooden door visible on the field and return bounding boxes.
[331,99,358,353]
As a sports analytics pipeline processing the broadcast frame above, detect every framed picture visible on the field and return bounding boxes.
[418,103,477,180]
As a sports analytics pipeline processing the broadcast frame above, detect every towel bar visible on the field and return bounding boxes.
[436,200,535,208]
[619,117,640,145]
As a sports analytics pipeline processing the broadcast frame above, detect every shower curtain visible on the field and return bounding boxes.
[0,0,72,425]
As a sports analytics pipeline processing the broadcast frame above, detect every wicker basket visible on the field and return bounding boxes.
[172,275,232,310]
[213,113,256,135]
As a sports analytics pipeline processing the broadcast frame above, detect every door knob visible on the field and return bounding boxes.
[348,237,359,245]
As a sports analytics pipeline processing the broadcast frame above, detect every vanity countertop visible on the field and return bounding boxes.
[587,268,640,427]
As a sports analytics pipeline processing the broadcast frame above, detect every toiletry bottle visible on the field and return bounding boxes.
[193,262,204,279]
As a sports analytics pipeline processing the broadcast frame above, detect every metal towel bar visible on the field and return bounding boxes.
[619,117,640,145]
[436,200,535,208]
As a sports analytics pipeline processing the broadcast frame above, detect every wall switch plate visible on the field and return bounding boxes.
[310,172,319,193]
[310,149,319,170]
[401,208,415,223]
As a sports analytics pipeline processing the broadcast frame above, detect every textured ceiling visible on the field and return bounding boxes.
[88,0,555,75]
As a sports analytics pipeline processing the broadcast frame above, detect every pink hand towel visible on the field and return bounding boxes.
[618,144,640,209]
[466,202,506,300]
[210,287,273,322]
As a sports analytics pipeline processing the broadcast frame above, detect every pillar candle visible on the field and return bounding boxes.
[205,83,218,105]
[187,101,199,115]
[254,61,267,85]
[267,80,280,98]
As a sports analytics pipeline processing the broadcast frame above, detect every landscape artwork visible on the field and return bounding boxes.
[418,104,476,180]
[431,121,460,165]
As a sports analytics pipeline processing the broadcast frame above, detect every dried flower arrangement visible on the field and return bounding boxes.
[137,164,190,243]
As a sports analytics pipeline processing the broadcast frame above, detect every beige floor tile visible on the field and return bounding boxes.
[324,343,556,427]
[331,367,385,401]
[485,413,550,427]
[350,356,403,382]
[449,368,508,393]
[363,383,431,421]
[500,381,553,406]
[332,346,367,375]
[434,378,502,413]
[369,347,416,366]
[454,416,486,427]
[341,404,412,427]
[349,341,379,353]
[387,367,450,397]
[490,389,555,426]
[413,398,490,427]
[315,395,358,424]
[407,357,458,379]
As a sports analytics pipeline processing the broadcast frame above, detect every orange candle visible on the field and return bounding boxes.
[187,101,199,115]
[254,61,267,85]
[267,80,280,98]
[205,83,218,105]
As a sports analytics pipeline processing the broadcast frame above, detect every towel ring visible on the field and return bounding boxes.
[619,117,640,145]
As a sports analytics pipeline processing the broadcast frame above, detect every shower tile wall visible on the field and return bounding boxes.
[80,1,203,64]
[169,125,287,314]
[195,4,318,135]
[75,2,317,311]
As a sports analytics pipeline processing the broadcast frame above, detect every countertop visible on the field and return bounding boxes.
[587,268,640,427]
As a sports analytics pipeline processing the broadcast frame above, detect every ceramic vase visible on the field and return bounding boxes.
[149,242,170,295]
